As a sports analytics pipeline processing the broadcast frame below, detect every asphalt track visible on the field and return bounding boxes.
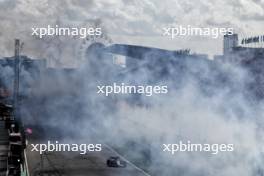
[26,139,151,176]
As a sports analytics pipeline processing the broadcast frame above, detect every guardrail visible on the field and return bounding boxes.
[20,150,30,176]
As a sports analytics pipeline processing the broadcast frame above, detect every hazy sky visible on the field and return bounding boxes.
[0,0,263,60]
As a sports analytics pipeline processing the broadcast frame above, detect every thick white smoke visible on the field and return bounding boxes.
[0,1,264,175]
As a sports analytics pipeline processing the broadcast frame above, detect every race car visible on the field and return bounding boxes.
[106,156,127,168]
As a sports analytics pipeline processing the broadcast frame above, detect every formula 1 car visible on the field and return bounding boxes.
[106,156,127,168]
